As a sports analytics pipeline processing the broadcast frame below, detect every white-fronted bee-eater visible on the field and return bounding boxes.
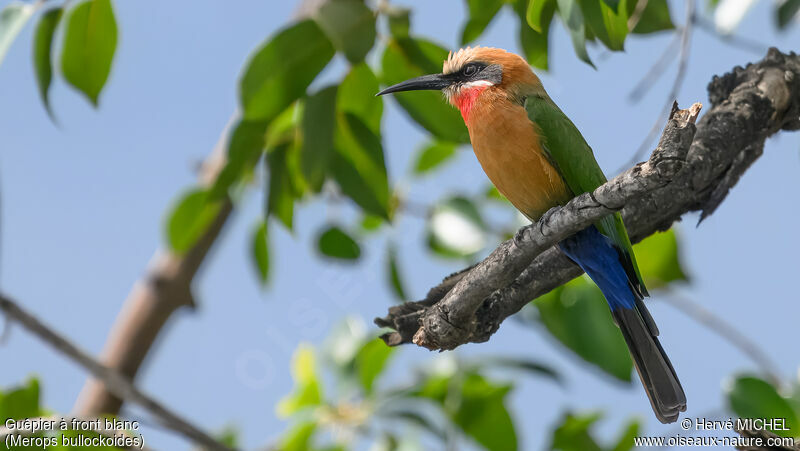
[378,46,686,423]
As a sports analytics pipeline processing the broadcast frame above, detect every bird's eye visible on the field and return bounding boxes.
[464,64,479,76]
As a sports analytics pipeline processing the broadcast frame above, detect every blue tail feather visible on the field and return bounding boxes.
[558,225,686,423]
[558,226,637,311]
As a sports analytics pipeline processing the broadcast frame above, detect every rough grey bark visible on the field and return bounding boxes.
[376,48,800,351]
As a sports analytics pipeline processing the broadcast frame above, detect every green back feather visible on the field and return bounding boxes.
[524,94,649,297]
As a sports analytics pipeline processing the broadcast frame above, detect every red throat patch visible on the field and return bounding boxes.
[453,85,488,123]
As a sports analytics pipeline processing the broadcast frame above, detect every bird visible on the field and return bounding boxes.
[377,46,686,423]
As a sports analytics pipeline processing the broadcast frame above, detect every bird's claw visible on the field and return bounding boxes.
[538,207,560,236]
[513,226,530,248]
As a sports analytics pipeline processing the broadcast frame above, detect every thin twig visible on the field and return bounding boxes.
[628,32,680,102]
[0,294,232,451]
[627,0,650,32]
[694,15,768,55]
[661,291,783,386]
[119,408,177,435]
[0,313,9,345]
[620,0,695,172]
[397,198,431,219]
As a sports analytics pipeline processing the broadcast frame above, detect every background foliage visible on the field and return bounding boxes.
[1,0,799,449]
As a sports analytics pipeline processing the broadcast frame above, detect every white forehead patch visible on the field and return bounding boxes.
[462,80,494,88]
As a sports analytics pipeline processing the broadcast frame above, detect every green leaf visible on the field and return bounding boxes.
[516,0,555,70]
[461,0,504,44]
[32,7,62,117]
[354,338,394,393]
[534,278,632,381]
[338,63,383,133]
[387,7,411,37]
[380,409,446,440]
[777,0,800,28]
[278,345,323,417]
[217,426,239,449]
[278,422,317,451]
[727,375,799,438]
[455,374,517,451]
[527,0,556,32]
[627,0,674,34]
[240,20,334,122]
[322,317,367,370]
[360,214,384,232]
[331,113,390,219]
[60,0,117,106]
[550,412,604,451]
[579,0,628,51]
[481,356,562,384]
[211,119,268,199]
[601,0,621,10]
[380,38,469,143]
[0,378,41,421]
[609,419,640,451]
[790,381,800,424]
[427,196,486,258]
[0,2,34,67]
[632,229,688,289]
[317,225,361,260]
[557,0,595,67]
[166,188,223,253]
[251,220,270,285]
[386,243,408,300]
[266,143,296,230]
[413,140,458,175]
[316,445,347,451]
[301,86,338,192]
[418,372,517,451]
[265,102,302,150]
[313,0,375,63]
[485,184,509,203]
[554,416,639,451]
[330,153,385,220]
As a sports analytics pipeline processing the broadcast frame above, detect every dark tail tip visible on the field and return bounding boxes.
[613,303,687,423]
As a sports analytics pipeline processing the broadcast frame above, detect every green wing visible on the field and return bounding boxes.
[525,95,649,297]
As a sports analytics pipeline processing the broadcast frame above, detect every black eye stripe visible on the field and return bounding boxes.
[463,62,485,76]
[445,61,502,85]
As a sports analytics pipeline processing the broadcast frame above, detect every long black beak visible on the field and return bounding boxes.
[376,73,450,96]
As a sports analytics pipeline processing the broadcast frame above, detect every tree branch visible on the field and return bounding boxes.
[73,0,332,418]
[73,121,235,416]
[376,48,800,351]
[623,0,695,169]
[0,295,231,451]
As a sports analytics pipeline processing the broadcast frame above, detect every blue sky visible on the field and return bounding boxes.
[1,0,799,449]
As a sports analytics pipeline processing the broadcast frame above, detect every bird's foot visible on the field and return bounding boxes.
[537,207,560,237]
[513,226,530,249]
